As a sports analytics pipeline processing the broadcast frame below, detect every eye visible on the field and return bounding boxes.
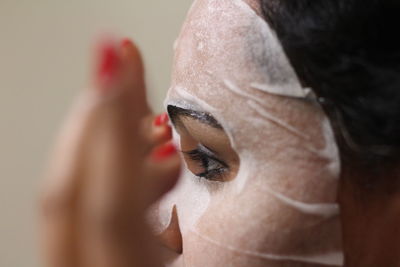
[182,144,229,181]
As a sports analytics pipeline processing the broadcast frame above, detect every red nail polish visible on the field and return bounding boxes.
[154,113,169,126]
[97,43,119,86]
[151,143,177,161]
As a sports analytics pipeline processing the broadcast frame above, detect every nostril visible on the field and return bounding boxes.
[157,205,183,254]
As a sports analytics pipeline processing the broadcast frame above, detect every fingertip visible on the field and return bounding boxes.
[120,37,145,91]
[94,40,121,91]
[151,112,173,145]
[120,37,143,66]
[121,38,134,48]
[153,113,169,127]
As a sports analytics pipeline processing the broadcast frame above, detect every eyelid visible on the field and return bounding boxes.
[197,143,216,156]
[182,144,227,168]
[182,143,229,181]
[197,144,228,167]
[167,105,223,130]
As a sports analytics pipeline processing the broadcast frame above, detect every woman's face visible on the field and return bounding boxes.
[153,0,343,266]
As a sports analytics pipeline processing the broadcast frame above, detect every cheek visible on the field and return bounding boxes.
[182,231,302,267]
[156,154,342,266]
[182,156,342,260]
[156,167,211,235]
[155,123,342,265]
[197,184,339,247]
[193,179,315,253]
[180,180,341,267]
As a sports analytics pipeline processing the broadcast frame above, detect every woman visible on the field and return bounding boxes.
[40,0,400,266]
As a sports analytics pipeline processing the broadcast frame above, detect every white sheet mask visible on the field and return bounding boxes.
[150,0,344,266]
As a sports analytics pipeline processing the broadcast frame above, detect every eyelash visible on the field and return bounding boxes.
[183,145,228,181]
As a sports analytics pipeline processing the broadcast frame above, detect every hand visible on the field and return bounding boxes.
[40,38,180,267]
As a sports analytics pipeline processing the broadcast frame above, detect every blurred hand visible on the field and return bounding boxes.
[40,39,180,267]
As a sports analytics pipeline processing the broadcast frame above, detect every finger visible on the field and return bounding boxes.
[40,39,127,266]
[80,40,147,223]
[152,124,173,147]
[119,38,150,117]
[40,90,100,267]
[120,38,145,88]
[152,113,173,146]
[77,40,163,266]
[119,39,174,151]
[40,39,127,261]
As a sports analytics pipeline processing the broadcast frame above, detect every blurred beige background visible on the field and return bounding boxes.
[0,0,191,266]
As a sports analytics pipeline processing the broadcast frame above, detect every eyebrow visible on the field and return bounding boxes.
[167,105,223,130]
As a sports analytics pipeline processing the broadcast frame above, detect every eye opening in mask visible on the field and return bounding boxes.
[167,105,239,183]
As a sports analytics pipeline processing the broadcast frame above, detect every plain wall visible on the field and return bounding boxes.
[0,1,192,266]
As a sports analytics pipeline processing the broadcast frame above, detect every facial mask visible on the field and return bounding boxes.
[149,0,343,266]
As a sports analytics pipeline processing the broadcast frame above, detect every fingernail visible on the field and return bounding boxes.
[154,113,169,126]
[97,43,119,87]
[151,143,177,161]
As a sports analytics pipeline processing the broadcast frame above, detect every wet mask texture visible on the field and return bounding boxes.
[150,0,343,266]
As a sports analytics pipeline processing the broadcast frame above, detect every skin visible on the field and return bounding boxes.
[157,0,342,266]
[41,1,400,267]
[339,167,400,266]
[42,1,342,266]
[40,40,181,267]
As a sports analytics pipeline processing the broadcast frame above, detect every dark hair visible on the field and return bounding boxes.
[260,0,400,173]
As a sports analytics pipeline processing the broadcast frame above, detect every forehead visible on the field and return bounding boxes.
[171,0,306,99]
[176,0,258,81]
[167,0,327,152]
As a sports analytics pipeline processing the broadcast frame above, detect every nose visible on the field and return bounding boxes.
[157,205,183,253]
